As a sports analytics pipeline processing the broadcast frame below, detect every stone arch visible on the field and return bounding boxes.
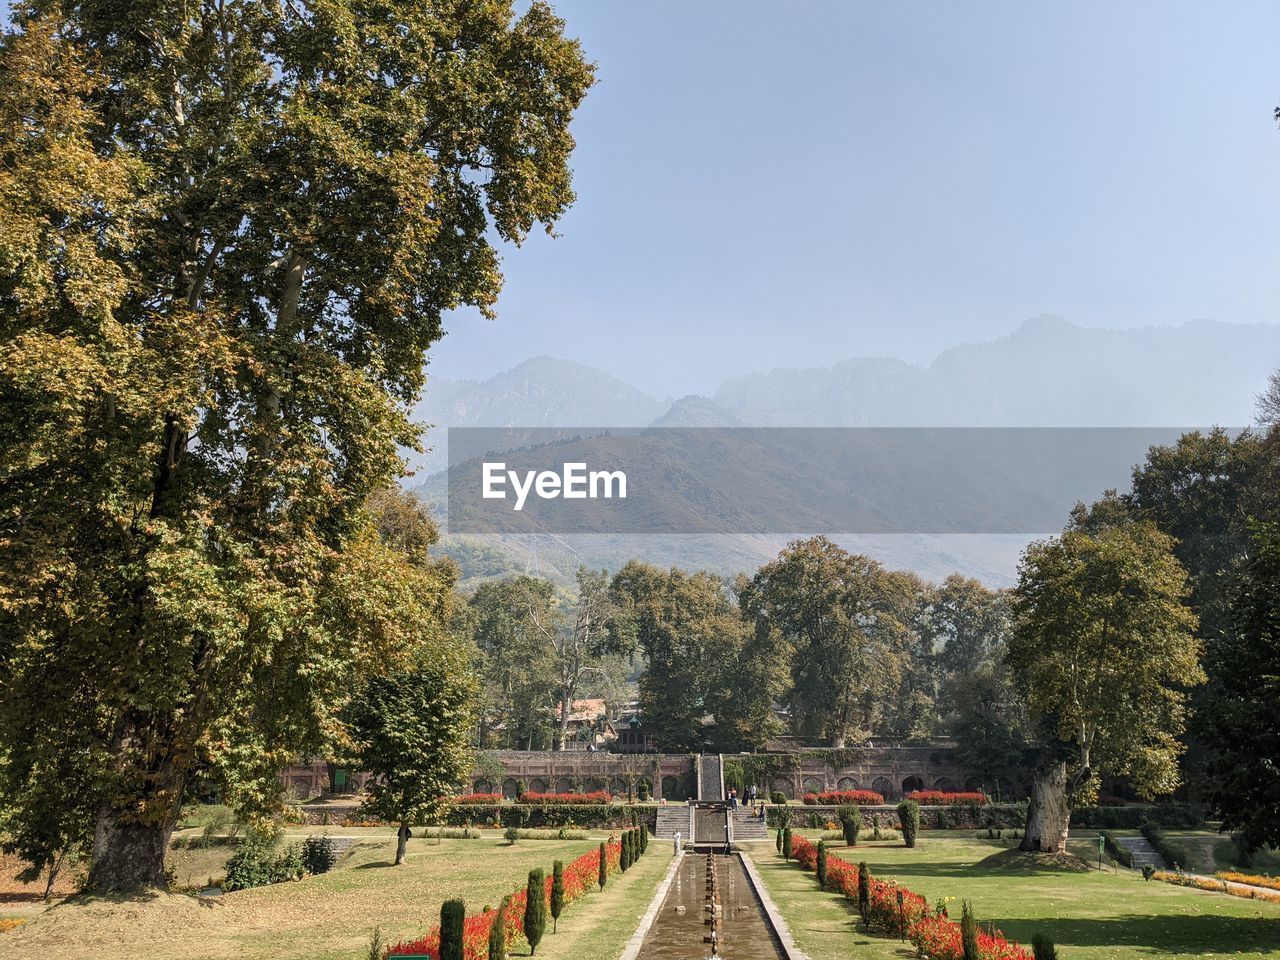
[502,777,519,800]
[528,777,548,793]
[902,775,925,795]
[661,775,678,799]
[801,776,824,794]
[554,777,574,794]
[871,776,894,799]
[836,776,859,791]
[965,777,984,793]
[584,776,606,793]
[609,776,628,796]
[473,778,495,795]
[933,777,954,792]
[770,778,794,800]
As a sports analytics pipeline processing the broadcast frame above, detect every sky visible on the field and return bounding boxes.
[8,3,1275,398]
[426,0,1280,396]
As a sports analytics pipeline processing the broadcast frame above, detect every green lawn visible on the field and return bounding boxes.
[3,832,672,960]
[747,831,1280,960]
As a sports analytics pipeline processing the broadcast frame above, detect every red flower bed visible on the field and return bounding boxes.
[786,836,1030,959]
[906,790,988,806]
[514,790,612,805]
[907,915,1032,960]
[387,839,621,958]
[455,793,503,804]
[802,789,885,806]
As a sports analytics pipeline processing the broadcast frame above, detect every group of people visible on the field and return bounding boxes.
[727,783,752,808]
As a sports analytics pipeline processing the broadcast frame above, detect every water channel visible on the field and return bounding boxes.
[633,852,784,960]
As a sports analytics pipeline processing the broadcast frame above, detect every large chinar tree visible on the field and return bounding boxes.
[1006,499,1203,854]
[0,2,593,891]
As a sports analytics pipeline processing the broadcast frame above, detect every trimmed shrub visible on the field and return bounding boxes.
[639,825,648,854]
[776,828,783,852]
[1031,932,1058,960]
[857,861,871,927]
[637,780,651,801]
[838,804,863,846]
[621,831,632,871]
[524,868,547,954]
[439,899,465,960]
[770,791,788,805]
[503,827,520,845]
[550,860,565,932]
[816,840,828,887]
[598,842,608,891]
[488,899,507,960]
[898,799,920,848]
[782,826,793,860]
[960,901,979,960]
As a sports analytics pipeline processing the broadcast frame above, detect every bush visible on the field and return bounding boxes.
[782,826,793,859]
[597,842,607,891]
[907,790,989,806]
[516,791,612,805]
[838,804,863,846]
[771,791,788,805]
[524,868,547,954]
[637,781,651,801]
[1031,932,1058,960]
[456,793,504,804]
[1101,831,1132,868]
[301,835,339,875]
[639,825,648,854]
[620,831,631,871]
[776,829,783,852]
[223,831,302,892]
[857,861,871,927]
[816,840,828,886]
[440,899,465,960]
[803,789,886,806]
[898,799,920,849]
[503,827,520,845]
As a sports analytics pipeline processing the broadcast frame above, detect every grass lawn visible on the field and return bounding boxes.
[2,831,670,960]
[747,830,1280,960]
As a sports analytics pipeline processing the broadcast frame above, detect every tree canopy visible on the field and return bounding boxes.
[0,0,592,890]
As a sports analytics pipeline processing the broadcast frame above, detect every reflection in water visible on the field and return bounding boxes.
[636,854,783,960]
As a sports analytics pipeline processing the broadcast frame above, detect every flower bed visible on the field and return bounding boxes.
[515,790,612,805]
[388,839,622,958]
[1218,871,1280,892]
[802,789,885,806]
[455,793,503,804]
[1154,870,1280,905]
[787,835,1031,959]
[905,790,988,806]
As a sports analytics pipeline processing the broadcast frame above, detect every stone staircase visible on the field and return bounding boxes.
[1113,835,1166,870]
[730,807,769,842]
[654,805,692,840]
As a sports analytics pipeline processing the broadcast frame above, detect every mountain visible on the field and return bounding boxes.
[412,317,1280,587]
[713,317,1280,427]
[407,356,668,479]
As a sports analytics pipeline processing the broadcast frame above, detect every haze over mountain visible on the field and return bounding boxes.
[411,316,1280,588]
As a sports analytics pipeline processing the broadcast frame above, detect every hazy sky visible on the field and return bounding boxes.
[428,0,1280,396]
[10,3,1275,397]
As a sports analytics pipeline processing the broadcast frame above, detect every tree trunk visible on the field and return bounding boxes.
[395,822,409,865]
[1020,761,1070,854]
[86,812,173,892]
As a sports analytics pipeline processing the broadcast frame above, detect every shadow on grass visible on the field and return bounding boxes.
[991,914,1280,955]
